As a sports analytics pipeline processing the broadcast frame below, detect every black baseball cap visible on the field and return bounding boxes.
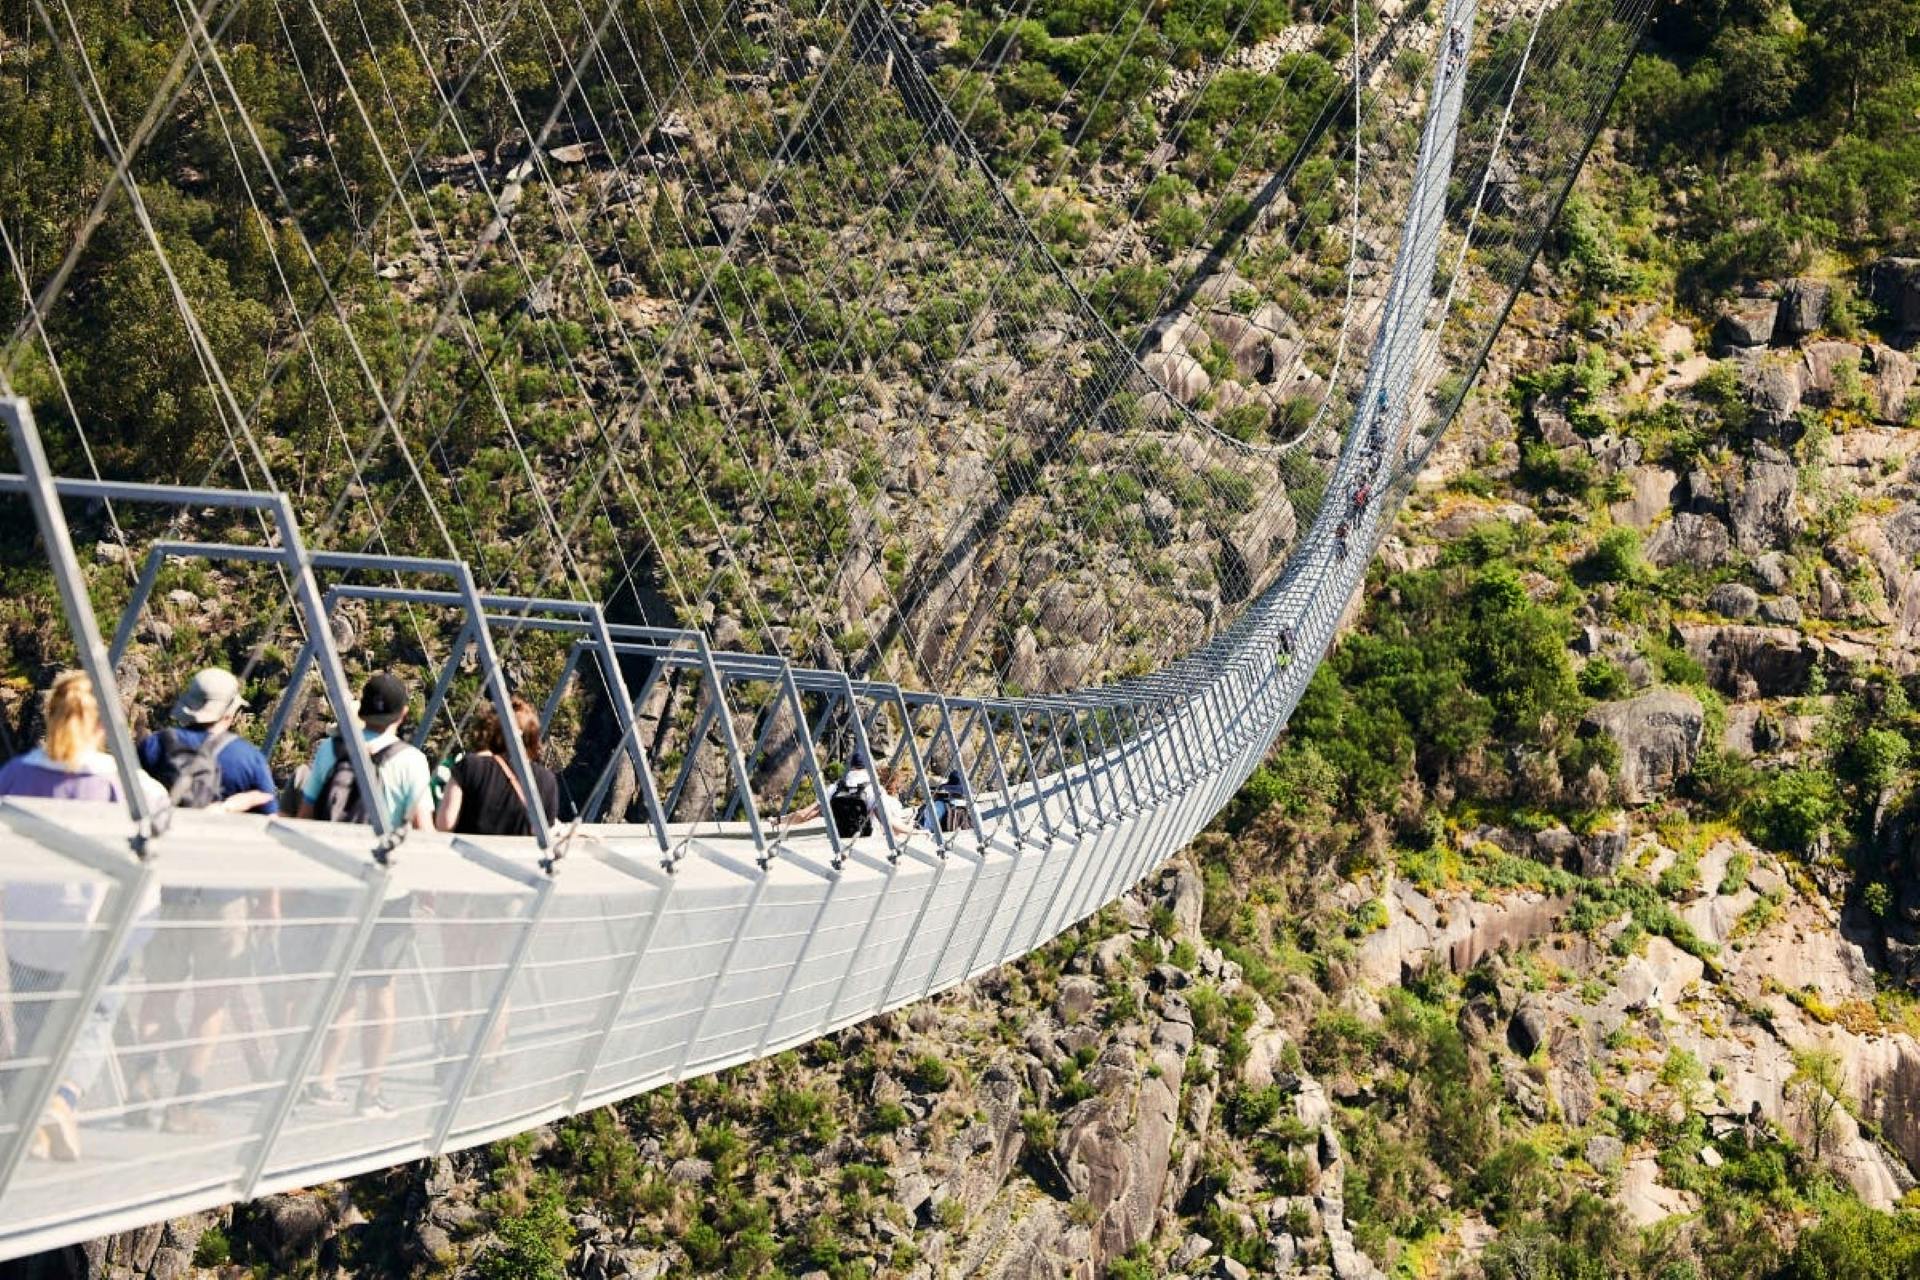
[359,672,409,726]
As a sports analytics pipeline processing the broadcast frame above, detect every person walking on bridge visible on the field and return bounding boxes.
[127,668,279,1133]
[294,673,431,1117]
[430,696,560,1085]
[434,697,560,838]
[0,672,165,1160]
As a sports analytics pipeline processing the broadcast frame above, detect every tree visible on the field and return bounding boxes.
[1463,565,1579,741]
[1787,1046,1845,1164]
[1838,726,1910,798]
[1583,527,1643,584]
[1803,0,1920,123]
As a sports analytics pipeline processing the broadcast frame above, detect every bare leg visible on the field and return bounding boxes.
[361,982,396,1094]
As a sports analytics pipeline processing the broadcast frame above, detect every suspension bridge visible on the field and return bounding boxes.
[0,0,1647,1258]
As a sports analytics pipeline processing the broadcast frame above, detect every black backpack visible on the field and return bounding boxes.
[319,736,407,824]
[827,775,873,839]
[152,729,232,810]
[939,795,971,834]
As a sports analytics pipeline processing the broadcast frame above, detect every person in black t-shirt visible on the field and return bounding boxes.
[430,695,560,1084]
[434,696,562,837]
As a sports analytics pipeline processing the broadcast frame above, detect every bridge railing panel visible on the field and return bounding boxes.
[436,844,665,1151]
[681,857,843,1075]
[925,841,1021,995]
[0,805,368,1243]
[806,850,942,1032]
[254,842,536,1186]
[877,842,987,1013]
[0,835,130,1200]
[577,852,764,1103]
[958,839,1047,983]
[758,852,899,1050]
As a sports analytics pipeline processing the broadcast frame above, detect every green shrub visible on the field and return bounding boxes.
[475,1184,570,1280]
[1746,767,1841,854]
[1780,1198,1920,1279]
[192,1227,231,1268]
[1584,527,1644,583]
[911,1053,952,1092]
[1578,655,1630,700]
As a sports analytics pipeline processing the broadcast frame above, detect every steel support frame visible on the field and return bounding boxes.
[432,849,556,1154]
[109,541,552,849]
[240,838,393,1195]
[0,431,394,854]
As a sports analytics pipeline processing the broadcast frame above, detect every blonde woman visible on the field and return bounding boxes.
[0,672,164,804]
[0,671,165,1161]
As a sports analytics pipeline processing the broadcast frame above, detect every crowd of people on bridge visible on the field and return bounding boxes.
[0,666,575,1160]
[0,661,984,1162]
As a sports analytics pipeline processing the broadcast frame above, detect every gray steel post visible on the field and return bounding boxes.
[1009,713,1057,844]
[663,696,721,821]
[582,655,670,829]
[413,618,476,750]
[687,632,766,851]
[107,546,169,667]
[777,663,842,867]
[268,498,399,851]
[537,641,585,737]
[1044,712,1084,834]
[262,634,316,760]
[891,694,947,853]
[673,865,773,1076]
[778,691,840,814]
[2,398,157,835]
[448,568,555,851]
[587,614,679,853]
[566,864,675,1112]
[930,695,989,850]
[841,680,899,860]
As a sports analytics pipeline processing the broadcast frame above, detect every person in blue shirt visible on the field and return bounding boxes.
[129,667,278,1132]
[136,667,277,814]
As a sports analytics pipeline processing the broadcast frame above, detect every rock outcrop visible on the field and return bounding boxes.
[1581,688,1705,803]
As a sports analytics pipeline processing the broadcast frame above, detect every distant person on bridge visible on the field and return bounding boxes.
[295,673,431,1117]
[790,751,914,839]
[0,671,166,1161]
[127,668,280,1134]
[1447,25,1466,75]
[137,668,277,814]
[916,770,974,836]
[0,671,168,808]
[295,672,433,831]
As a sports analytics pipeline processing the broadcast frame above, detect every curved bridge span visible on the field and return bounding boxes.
[0,0,1647,1257]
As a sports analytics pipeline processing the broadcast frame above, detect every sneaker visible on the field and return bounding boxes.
[161,1103,215,1135]
[36,1095,80,1161]
[355,1087,395,1118]
[300,1082,346,1107]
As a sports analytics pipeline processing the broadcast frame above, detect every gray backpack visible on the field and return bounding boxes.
[319,736,405,824]
[153,729,232,810]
